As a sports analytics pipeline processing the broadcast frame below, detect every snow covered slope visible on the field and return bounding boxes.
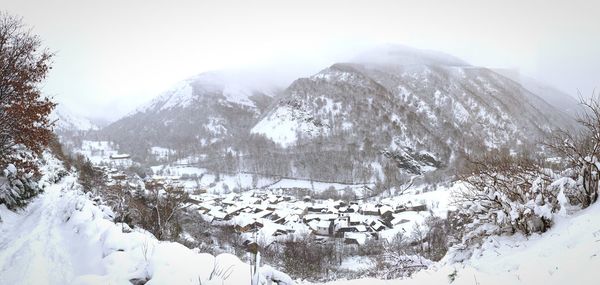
[136,71,268,112]
[51,105,98,132]
[0,155,291,285]
[252,45,575,172]
[314,200,600,285]
[0,177,105,284]
[101,71,279,158]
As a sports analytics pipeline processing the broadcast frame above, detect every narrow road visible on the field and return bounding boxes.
[0,184,103,285]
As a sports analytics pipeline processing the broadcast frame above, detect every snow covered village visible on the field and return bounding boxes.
[1,1,600,285]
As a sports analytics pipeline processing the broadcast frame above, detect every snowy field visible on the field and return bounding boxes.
[76,140,132,167]
[150,164,372,195]
[268,178,374,195]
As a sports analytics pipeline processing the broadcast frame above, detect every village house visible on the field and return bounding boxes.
[303,213,338,223]
[312,220,334,236]
[360,204,380,216]
[109,153,130,160]
[209,210,230,221]
[344,232,368,245]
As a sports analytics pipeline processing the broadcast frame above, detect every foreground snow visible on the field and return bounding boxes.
[0,172,290,285]
[312,199,600,285]
[0,180,103,284]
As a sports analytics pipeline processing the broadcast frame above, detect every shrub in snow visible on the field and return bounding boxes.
[454,152,561,247]
[129,180,190,241]
[0,150,76,210]
[368,231,433,279]
[282,234,340,280]
[0,163,41,209]
[545,94,600,208]
[376,253,432,279]
[63,185,294,285]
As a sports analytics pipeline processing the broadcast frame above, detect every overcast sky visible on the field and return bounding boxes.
[2,0,599,121]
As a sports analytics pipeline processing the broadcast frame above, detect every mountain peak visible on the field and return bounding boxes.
[134,70,278,114]
[353,44,470,67]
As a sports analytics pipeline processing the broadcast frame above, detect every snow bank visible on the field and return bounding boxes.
[310,198,600,285]
[65,181,289,284]
[0,154,293,285]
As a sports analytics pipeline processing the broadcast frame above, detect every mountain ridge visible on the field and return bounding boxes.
[98,45,577,180]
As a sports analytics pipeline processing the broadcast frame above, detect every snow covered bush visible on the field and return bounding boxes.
[454,151,560,247]
[0,163,40,209]
[0,150,75,210]
[129,180,190,241]
[369,232,433,279]
[282,234,340,280]
[545,94,600,208]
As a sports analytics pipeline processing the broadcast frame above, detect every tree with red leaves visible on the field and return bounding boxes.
[0,12,55,209]
[0,11,55,174]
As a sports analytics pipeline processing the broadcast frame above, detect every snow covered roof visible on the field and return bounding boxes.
[379,205,394,215]
[303,213,338,222]
[316,220,332,229]
[344,232,368,245]
[209,210,228,220]
[253,210,273,219]
[233,214,256,228]
[109,154,131,159]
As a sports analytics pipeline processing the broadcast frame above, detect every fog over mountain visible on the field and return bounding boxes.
[494,69,582,117]
[94,45,576,184]
[4,0,599,121]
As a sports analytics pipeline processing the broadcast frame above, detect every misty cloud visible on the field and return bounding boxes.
[2,0,599,121]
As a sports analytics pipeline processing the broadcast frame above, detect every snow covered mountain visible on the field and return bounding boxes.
[252,46,575,173]
[100,71,279,158]
[135,71,272,113]
[51,105,99,133]
[100,45,576,179]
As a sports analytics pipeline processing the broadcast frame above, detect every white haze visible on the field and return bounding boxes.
[2,0,599,121]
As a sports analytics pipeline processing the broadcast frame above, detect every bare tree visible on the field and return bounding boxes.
[454,150,556,238]
[545,93,600,207]
[133,181,190,240]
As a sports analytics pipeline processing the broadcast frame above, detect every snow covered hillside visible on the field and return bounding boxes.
[254,45,574,159]
[313,197,600,285]
[100,71,279,159]
[0,156,291,285]
[51,105,99,133]
[96,45,578,184]
[136,71,275,112]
